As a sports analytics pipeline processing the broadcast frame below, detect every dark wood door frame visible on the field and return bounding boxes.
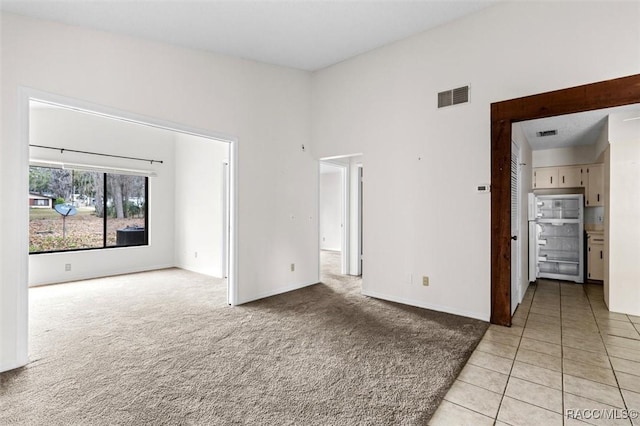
[491,74,640,326]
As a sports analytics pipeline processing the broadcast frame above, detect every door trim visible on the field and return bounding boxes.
[491,73,640,326]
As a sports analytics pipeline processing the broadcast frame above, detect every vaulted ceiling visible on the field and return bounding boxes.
[0,0,496,71]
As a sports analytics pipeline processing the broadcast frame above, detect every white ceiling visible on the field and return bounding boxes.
[519,104,640,151]
[0,0,497,71]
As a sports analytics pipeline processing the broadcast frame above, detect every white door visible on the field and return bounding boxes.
[510,141,521,314]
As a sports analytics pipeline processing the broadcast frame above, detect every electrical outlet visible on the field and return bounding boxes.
[422,276,429,286]
[290,263,295,272]
[65,264,71,272]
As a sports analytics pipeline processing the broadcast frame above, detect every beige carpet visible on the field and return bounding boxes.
[0,252,488,425]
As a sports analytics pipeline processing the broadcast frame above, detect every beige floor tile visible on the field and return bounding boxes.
[443,380,502,418]
[527,312,560,325]
[562,302,592,311]
[497,396,563,426]
[505,376,563,413]
[428,400,494,426]
[519,337,562,358]
[563,358,618,386]
[563,374,625,408]
[530,306,561,318]
[516,347,562,372]
[616,371,640,393]
[482,329,521,347]
[563,334,607,353]
[488,324,524,336]
[564,317,599,328]
[523,327,561,345]
[594,311,631,322]
[526,319,561,332]
[562,304,593,314]
[621,389,640,418]
[564,417,596,425]
[629,315,640,325]
[511,315,527,327]
[606,345,640,363]
[456,364,509,394]
[563,346,612,370]
[601,327,640,340]
[564,393,632,426]
[604,336,640,352]
[467,350,513,375]
[610,357,640,376]
[511,361,562,390]
[562,310,597,323]
[596,318,636,330]
[475,339,518,360]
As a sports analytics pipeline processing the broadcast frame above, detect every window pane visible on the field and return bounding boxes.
[29,167,104,252]
[106,174,147,247]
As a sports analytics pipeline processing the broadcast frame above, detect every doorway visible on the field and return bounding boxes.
[318,154,363,279]
[490,73,640,326]
[17,88,239,364]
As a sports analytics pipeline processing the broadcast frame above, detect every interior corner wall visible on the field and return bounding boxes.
[174,133,228,277]
[594,120,610,162]
[310,1,640,321]
[27,106,176,286]
[607,112,640,316]
[0,13,316,372]
[320,169,343,251]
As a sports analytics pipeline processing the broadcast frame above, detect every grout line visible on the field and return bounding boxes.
[584,283,630,417]
[492,282,536,423]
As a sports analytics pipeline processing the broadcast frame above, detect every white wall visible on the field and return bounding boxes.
[594,120,610,162]
[311,1,640,320]
[607,112,640,316]
[27,106,176,286]
[532,145,597,168]
[174,134,229,278]
[348,156,363,275]
[1,13,317,372]
[320,166,343,251]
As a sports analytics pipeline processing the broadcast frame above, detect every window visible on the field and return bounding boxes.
[33,199,48,206]
[29,166,148,253]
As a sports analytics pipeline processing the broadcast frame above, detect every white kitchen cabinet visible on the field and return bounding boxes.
[585,164,604,207]
[587,231,604,281]
[558,165,583,188]
[533,167,558,189]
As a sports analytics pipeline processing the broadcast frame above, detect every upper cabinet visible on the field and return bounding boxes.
[533,165,584,189]
[533,167,558,188]
[558,165,583,188]
[533,163,604,206]
[585,164,604,207]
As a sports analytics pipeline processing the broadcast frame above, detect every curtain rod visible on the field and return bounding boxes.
[29,144,163,165]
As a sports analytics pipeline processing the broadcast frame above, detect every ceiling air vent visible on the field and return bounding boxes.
[438,85,469,108]
[536,130,558,137]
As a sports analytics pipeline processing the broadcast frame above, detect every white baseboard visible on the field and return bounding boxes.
[0,357,28,373]
[28,263,175,287]
[236,280,320,305]
[361,289,489,322]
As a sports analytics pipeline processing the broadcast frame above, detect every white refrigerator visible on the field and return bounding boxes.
[528,193,584,283]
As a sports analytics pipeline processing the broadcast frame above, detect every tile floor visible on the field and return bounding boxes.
[429,280,640,425]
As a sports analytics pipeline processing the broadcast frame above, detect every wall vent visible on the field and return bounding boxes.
[536,130,557,137]
[438,86,469,108]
